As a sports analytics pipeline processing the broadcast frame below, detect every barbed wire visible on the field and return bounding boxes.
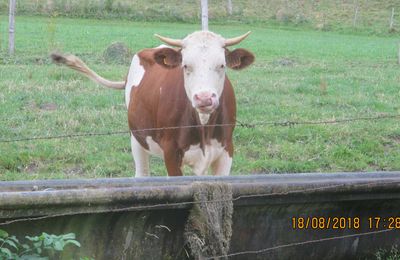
[1,113,399,143]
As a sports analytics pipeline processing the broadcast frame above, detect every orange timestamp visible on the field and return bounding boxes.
[292,216,361,230]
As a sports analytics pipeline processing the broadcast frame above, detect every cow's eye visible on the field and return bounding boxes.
[220,64,225,69]
[183,64,193,73]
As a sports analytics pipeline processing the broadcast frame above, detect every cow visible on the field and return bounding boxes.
[51,30,255,177]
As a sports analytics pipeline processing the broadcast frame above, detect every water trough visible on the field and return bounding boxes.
[1,172,400,259]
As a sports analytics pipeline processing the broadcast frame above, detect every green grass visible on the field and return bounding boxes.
[0,15,400,180]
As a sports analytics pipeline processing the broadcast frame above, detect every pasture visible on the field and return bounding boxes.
[0,15,399,180]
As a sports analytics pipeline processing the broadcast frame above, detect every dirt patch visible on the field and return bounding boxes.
[64,166,84,176]
[22,162,39,174]
[103,42,132,65]
[40,103,58,111]
[273,58,296,67]
[24,102,58,111]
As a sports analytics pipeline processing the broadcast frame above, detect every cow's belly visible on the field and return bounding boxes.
[182,139,226,176]
[144,137,226,176]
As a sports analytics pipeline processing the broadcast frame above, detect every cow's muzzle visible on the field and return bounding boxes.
[193,91,219,113]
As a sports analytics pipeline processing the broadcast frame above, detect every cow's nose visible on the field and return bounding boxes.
[194,92,217,108]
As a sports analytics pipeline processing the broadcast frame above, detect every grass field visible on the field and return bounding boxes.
[0,15,400,180]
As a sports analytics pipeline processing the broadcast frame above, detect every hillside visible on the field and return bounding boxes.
[1,0,400,34]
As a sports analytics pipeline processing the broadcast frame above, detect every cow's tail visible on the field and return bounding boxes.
[51,53,125,90]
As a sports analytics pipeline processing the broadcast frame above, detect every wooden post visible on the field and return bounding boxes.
[389,8,395,31]
[8,0,16,55]
[201,0,208,31]
[353,4,359,27]
[227,0,233,15]
[397,43,400,65]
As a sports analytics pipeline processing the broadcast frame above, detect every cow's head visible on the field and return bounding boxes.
[153,31,255,124]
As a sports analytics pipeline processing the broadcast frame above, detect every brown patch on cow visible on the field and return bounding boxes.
[153,47,182,69]
[137,48,157,69]
[225,48,255,70]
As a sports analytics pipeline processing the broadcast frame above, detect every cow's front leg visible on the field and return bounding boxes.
[162,141,183,176]
[131,135,150,177]
[211,150,232,176]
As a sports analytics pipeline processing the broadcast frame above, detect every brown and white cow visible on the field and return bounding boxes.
[52,31,254,177]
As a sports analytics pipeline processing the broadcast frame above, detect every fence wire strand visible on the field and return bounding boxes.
[1,113,399,143]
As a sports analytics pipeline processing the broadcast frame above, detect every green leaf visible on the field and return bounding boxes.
[0,247,13,259]
[53,241,64,251]
[43,236,52,247]
[26,235,40,242]
[9,236,19,243]
[4,239,18,249]
[20,255,48,260]
[66,240,81,248]
[0,230,9,238]
[61,233,76,240]
[22,243,31,250]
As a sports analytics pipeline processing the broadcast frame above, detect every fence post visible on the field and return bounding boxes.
[398,43,400,65]
[201,0,208,31]
[8,0,16,55]
[389,8,395,32]
[227,0,233,15]
[353,3,358,27]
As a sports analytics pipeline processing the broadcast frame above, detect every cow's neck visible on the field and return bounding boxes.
[198,112,210,125]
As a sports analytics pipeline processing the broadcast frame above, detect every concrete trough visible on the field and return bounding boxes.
[1,172,400,259]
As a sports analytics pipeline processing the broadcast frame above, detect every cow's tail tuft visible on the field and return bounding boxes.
[51,52,125,90]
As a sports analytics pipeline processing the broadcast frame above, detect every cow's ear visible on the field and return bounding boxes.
[153,48,182,69]
[225,48,255,70]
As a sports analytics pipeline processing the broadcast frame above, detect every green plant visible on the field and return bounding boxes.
[0,229,19,259]
[0,229,82,260]
[375,245,400,260]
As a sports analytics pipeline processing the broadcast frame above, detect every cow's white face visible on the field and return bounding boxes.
[153,31,255,124]
[181,32,226,117]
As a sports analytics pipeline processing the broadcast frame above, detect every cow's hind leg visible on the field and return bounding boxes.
[211,151,232,176]
[131,135,150,177]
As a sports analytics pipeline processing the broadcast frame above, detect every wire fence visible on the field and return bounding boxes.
[1,113,399,143]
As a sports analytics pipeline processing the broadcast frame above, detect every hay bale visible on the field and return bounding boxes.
[103,42,131,65]
[184,182,233,260]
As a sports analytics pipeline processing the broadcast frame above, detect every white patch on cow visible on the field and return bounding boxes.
[131,135,150,177]
[182,139,228,176]
[125,55,144,108]
[198,113,210,125]
[125,45,167,108]
[211,150,232,176]
[145,136,164,158]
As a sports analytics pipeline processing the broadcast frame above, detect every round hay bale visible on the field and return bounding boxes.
[103,42,132,65]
